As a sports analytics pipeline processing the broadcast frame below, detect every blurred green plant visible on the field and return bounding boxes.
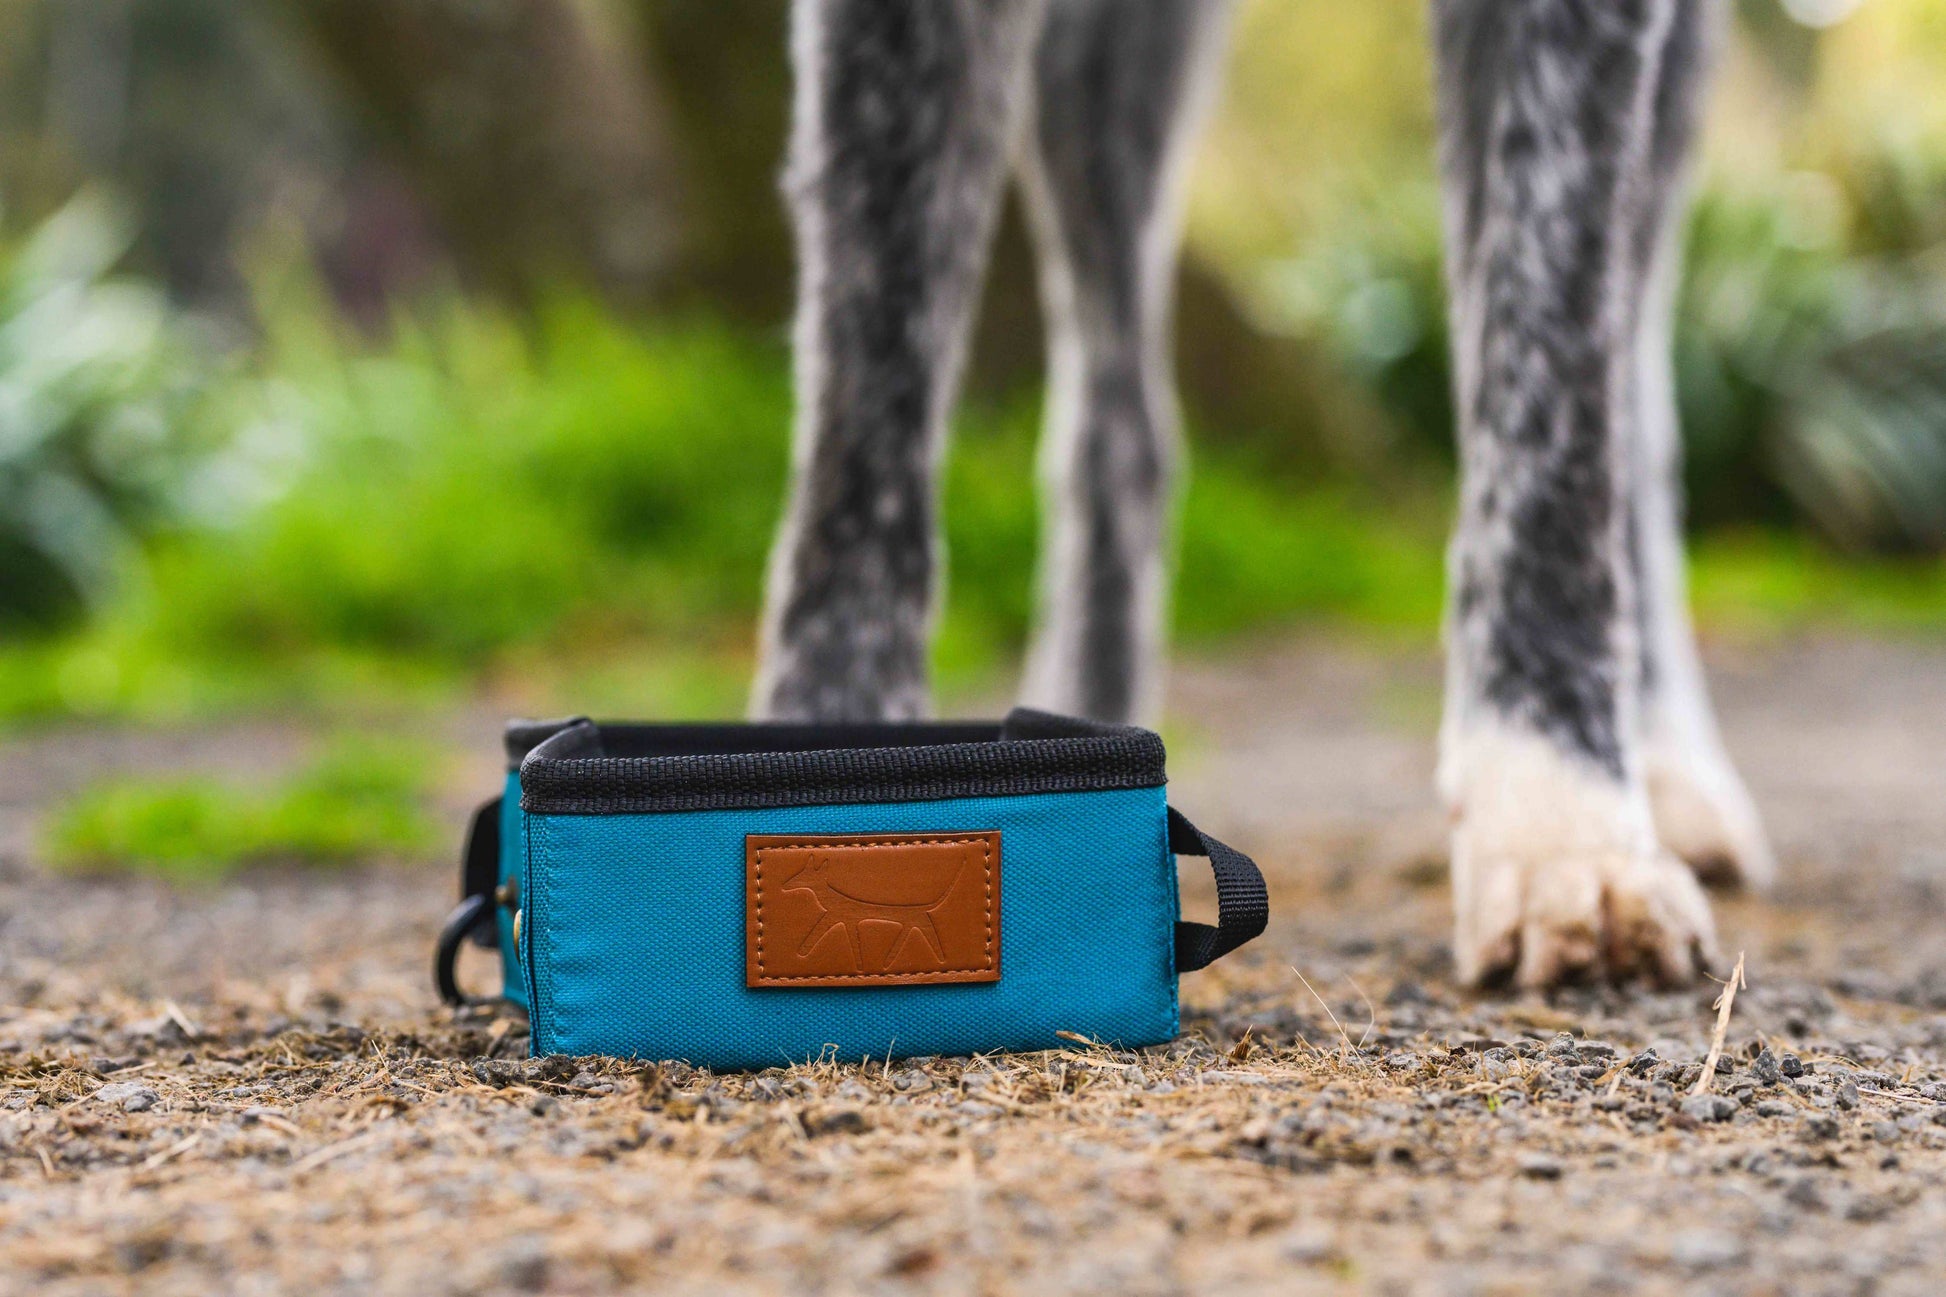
[0,192,218,629]
[44,733,441,880]
[0,285,1463,719]
[1246,142,1946,555]
[1698,151,1946,551]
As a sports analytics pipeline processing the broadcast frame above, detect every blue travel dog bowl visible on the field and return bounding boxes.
[436,710,1266,1072]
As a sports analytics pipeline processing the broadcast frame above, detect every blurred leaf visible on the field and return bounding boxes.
[0,191,218,628]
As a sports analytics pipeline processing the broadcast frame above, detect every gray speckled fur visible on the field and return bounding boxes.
[1434,0,1713,780]
[1628,0,1727,733]
[1018,0,1235,724]
[755,0,1230,725]
[755,0,1049,721]
[758,0,1721,771]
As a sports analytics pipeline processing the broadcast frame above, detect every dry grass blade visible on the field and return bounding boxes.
[137,1133,201,1172]
[163,1000,201,1040]
[1856,1087,1946,1108]
[1343,973,1379,1049]
[1291,966,1360,1063]
[288,1129,382,1176]
[1691,952,1747,1098]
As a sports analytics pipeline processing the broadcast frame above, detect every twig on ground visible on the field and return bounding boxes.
[1691,952,1747,1098]
[137,1133,200,1172]
[163,1001,201,1040]
[1855,1087,1946,1108]
[289,1129,382,1176]
[250,1113,305,1139]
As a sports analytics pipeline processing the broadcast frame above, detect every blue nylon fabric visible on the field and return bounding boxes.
[522,787,1178,1071]
[496,771,529,1010]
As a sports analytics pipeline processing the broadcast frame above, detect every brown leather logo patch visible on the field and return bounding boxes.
[746,832,1000,988]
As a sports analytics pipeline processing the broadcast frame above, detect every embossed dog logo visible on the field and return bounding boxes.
[782,851,963,973]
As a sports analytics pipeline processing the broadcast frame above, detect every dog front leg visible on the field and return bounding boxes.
[1434,0,1718,987]
[1017,0,1235,725]
[754,0,1048,721]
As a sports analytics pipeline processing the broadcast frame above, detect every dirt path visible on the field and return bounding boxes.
[3,635,1946,1295]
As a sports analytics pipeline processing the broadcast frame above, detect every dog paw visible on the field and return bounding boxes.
[1646,742,1775,892]
[1445,725,1719,989]
[1453,842,1719,988]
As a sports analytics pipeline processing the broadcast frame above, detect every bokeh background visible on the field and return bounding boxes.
[2,0,1943,876]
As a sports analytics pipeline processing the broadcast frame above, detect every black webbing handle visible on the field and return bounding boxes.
[1170,807,1269,972]
[435,796,504,1006]
[459,796,502,927]
[435,894,493,1007]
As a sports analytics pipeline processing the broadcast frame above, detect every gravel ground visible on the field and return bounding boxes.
[3,634,1946,1295]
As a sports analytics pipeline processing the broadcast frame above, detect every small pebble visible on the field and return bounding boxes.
[1756,1099,1794,1118]
[1669,1229,1746,1270]
[1784,1178,1825,1211]
[1383,980,1431,1007]
[1836,1081,1860,1111]
[1847,1194,1893,1222]
[1680,1094,1737,1124]
[499,1240,549,1292]
[1279,1227,1338,1265]
[524,1056,576,1084]
[94,1081,160,1112]
[1779,1053,1806,1078]
[1517,1153,1563,1180]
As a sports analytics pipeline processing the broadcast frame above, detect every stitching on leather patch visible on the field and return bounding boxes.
[745,832,1001,989]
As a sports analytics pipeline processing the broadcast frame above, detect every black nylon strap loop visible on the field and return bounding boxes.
[434,894,495,1007]
[436,797,505,1006]
[1169,807,1269,972]
[459,797,503,950]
